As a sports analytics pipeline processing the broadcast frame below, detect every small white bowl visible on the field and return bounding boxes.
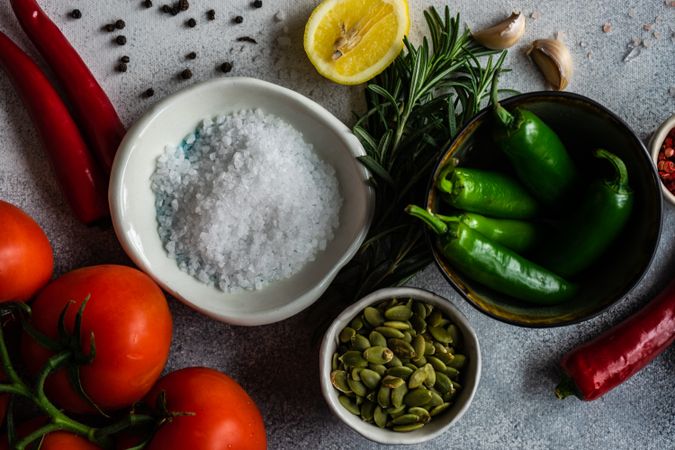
[109,77,374,325]
[649,113,675,206]
[319,287,481,445]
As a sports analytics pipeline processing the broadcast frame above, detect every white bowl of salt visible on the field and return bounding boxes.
[109,77,374,325]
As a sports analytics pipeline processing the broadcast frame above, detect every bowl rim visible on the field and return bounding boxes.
[425,90,663,328]
[319,286,481,445]
[109,76,375,326]
[648,113,675,206]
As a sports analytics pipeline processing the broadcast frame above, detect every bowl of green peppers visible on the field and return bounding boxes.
[413,90,662,327]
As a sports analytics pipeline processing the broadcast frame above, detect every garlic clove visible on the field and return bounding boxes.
[472,12,526,50]
[527,38,574,91]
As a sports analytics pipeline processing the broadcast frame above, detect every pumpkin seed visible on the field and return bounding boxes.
[429,390,444,407]
[411,355,427,367]
[410,314,427,334]
[388,338,416,359]
[351,334,371,351]
[429,326,454,345]
[423,363,436,388]
[369,364,387,376]
[383,320,410,330]
[330,370,351,394]
[408,367,427,389]
[386,405,406,417]
[385,366,413,379]
[374,406,387,428]
[424,341,435,355]
[338,395,360,416]
[386,355,403,368]
[427,310,445,327]
[359,369,381,390]
[381,375,405,389]
[368,330,387,348]
[363,306,384,327]
[427,355,447,373]
[403,387,432,407]
[390,383,408,408]
[339,327,356,343]
[384,304,413,321]
[402,331,413,343]
[446,367,460,379]
[340,350,368,368]
[429,402,451,416]
[349,316,364,331]
[374,326,405,339]
[447,324,460,345]
[377,385,391,408]
[391,413,420,426]
[347,378,368,397]
[412,335,426,359]
[408,406,431,424]
[393,423,425,432]
[413,301,427,319]
[447,354,466,369]
[331,352,340,371]
[434,372,452,395]
[363,346,394,364]
[360,400,376,422]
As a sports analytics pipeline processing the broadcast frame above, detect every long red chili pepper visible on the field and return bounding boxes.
[555,279,675,400]
[10,0,126,175]
[0,31,109,224]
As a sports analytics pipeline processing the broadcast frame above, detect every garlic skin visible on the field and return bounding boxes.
[472,12,526,50]
[527,38,574,91]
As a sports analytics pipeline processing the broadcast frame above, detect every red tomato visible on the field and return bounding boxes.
[0,417,102,450]
[146,367,266,450]
[0,200,53,302]
[21,265,172,414]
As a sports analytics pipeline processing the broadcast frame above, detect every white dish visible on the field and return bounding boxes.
[649,113,675,206]
[109,77,374,325]
[319,287,481,445]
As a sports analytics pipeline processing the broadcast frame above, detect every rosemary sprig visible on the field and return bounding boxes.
[309,6,508,336]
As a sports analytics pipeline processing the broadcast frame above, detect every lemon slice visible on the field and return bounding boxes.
[304,0,410,85]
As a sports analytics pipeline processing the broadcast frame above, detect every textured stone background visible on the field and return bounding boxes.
[0,1,674,449]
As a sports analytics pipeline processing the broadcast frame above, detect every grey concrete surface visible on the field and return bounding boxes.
[0,1,674,449]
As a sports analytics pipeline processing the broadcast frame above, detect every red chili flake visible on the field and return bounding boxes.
[666,147,675,158]
[657,127,675,194]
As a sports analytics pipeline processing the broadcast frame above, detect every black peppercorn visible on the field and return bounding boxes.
[142,88,155,98]
[233,15,243,24]
[186,51,197,60]
[119,55,130,63]
[206,9,216,21]
[178,0,189,11]
[219,62,233,73]
[103,23,116,32]
[161,4,172,13]
[252,0,263,8]
[115,62,128,73]
[142,0,153,8]
[180,68,193,80]
[186,18,196,27]
[70,9,82,19]
[115,35,127,45]
[170,5,179,15]
[115,19,126,30]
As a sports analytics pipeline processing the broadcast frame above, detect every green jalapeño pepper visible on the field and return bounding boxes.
[436,159,539,219]
[536,149,633,278]
[434,212,539,253]
[491,75,579,206]
[406,205,577,305]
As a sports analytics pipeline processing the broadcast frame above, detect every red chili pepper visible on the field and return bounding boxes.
[0,31,108,224]
[555,279,675,400]
[10,0,126,175]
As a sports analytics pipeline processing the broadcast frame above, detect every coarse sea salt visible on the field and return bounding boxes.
[151,109,342,292]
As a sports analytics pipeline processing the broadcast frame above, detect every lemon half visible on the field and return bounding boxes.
[304,0,410,85]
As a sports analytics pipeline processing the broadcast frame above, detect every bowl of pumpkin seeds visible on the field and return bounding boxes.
[319,287,481,444]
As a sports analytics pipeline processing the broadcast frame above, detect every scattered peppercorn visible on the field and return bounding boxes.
[186,18,197,27]
[206,9,216,20]
[161,4,172,13]
[180,68,193,80]
[115,62,128,73]
[103,23,116,32]
[142,88,155,98]
[233,15,244,24]
[120,55,131,63]
[115,35,127,45]
[142,0,153,8]
[236,36,257,44]
[70,9,82,19]
[219,61,233,73]
[170,5,179,15]
[185,51,197,60]
[252,0,263,8]
[115,19,126,30]
[178,0,189,11]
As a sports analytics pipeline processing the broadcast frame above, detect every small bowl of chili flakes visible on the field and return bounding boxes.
[650,113,675,206]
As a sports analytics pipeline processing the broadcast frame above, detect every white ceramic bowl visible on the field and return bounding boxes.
[319,287,481,445]
[649,113,675,206]
[109,77,374,325]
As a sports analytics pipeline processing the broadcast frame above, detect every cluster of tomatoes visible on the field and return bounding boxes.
[0,200,267,449]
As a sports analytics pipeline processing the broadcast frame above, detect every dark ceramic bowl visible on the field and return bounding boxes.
[426,92,662,327]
